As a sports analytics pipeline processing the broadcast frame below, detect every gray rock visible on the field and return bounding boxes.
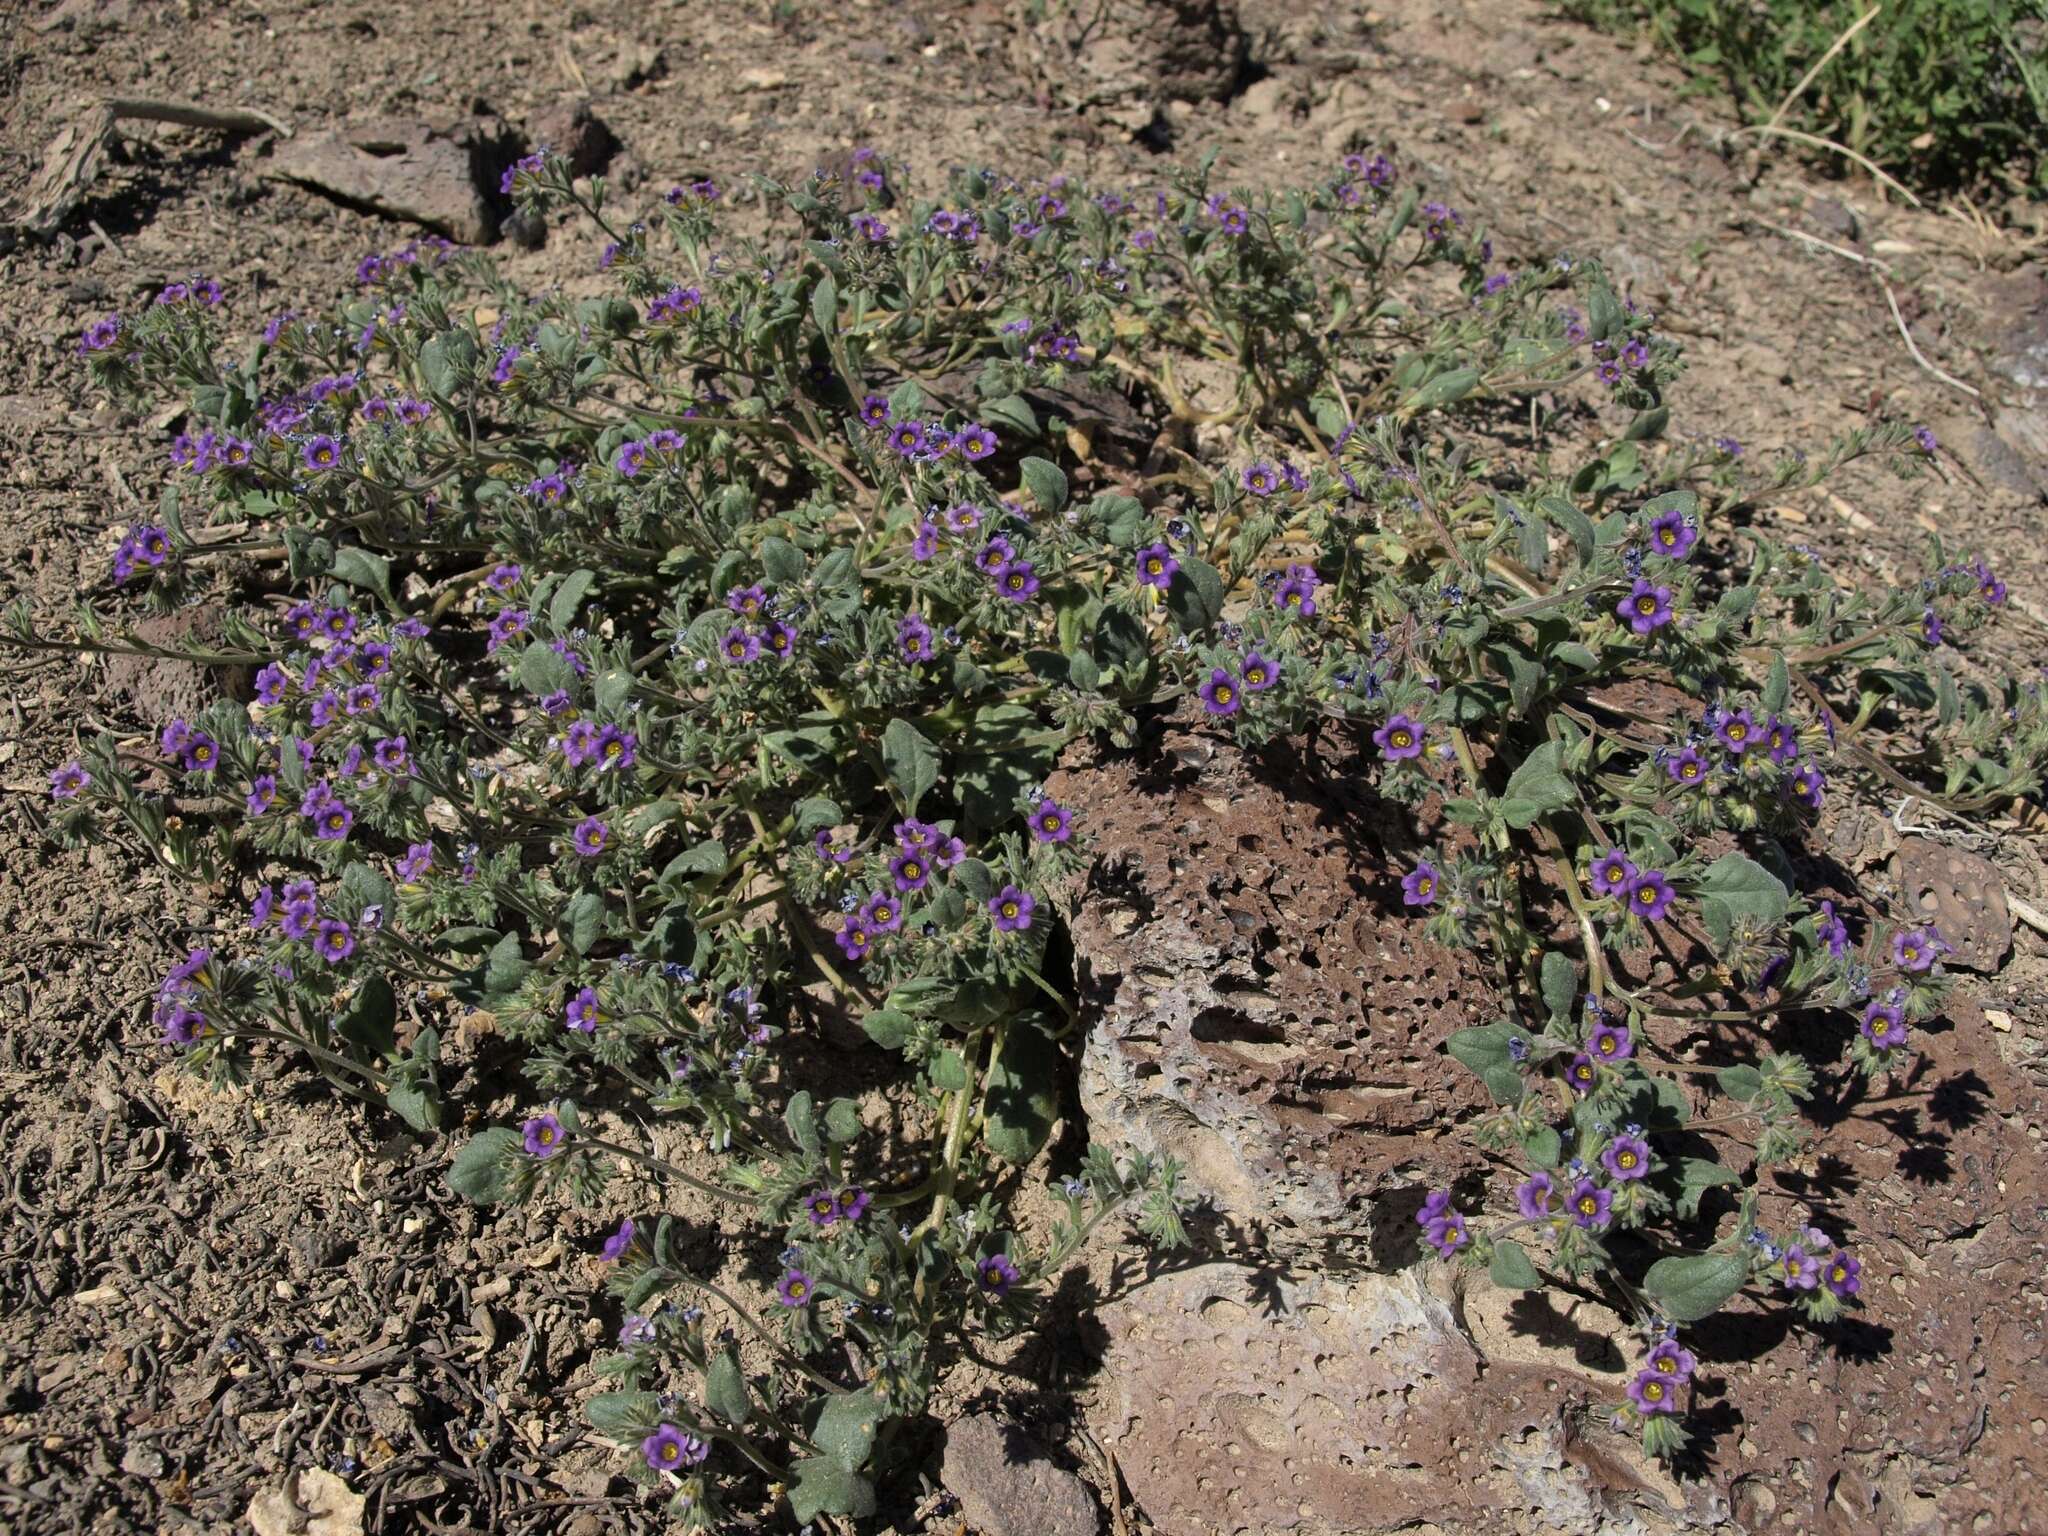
[269,118,514,244]
[941,1414,1100,1536]
[1092,1263,1719,1536]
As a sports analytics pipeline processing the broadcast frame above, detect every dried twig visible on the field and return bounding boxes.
[1764,4,1883,135]
[1880,279,1982,399]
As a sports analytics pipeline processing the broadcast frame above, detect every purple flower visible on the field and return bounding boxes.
[1601,1133,1651,1181]
[837,917,874,963]
[523,1113,566,1158]
[373,737,410,774]
[50,761,89,799]
[619,1314,656,1347]
[249,885,276,929]
[313,919,355,964]
[1373,713,1425,760]
[974,536,1014,576]
[1516,1171,1559,1220]
[1627,1368,1681,1416]
[313,800,354,843]
[1587,1022,1633,1062]
[397,842,433,883]
[1779,1244,1822,1290]
[762,621,798,659]
[571,816,609,857]
[860,891,905,934]
[562,720,600,767]
[1860,998,1908,1049]
[836,1186,870,1222]
[1422,1208,1468,1257]
[955,422,997,460]
[1590,849,1636,897]
[77,314,122,354]
[301,435,342,472]
[1198,667,1242,716]
[1625,870,1675,923]
[911,521,939,560]
[1029,800,1072,843]
[1790,763,1825,809]
[1646,1339,1696,1381]
[1892,927,1940,973]
[1816,899,1849,957]
[776,1268,815,1307]
[945,502,982,534]
[253,662,291,705]
[614,440,648,477]
[487,609,528,653]
[1765,716,1800,764]
[805,1190,842,1227]
[246,775,278,814]
[858,394,891,428]
[1569,1177,1612,1228]
[989,886,1035,932]
[344,683,381,716]
[1239,651,1279,692]
[279,902,316,942]
[1647,509,1696,559]
[1274,566,1320,617]
[727,583,767,616]
[1667,747,1707,787]
[1976,560,2007,606]
[975,1252,1021,1298]
[566,985,602,1033]
[1716,709,1757,755]
[1136,542,1179,590]
[642,1424,707,1471]
[720,626,762,665]
[996,561,1040,602]
[594,726,637,772]
[646,286,702,324]
[1617,578,1674,635]
[1241,463,1278,497]
[601,1218,638,1261]
[1824,1250,1862,1298]
[1914,425,1938,455]
[1401,860,1441,907]
[887,421,926,457]
[888,847,933,892]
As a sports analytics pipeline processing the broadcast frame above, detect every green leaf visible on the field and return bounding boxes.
[446,1128,521,1204]
[1540,951,1577,1023]
[1520,1125,1562,1169]
[788,1459,876,1522]
[329,546,395,606]
[930,1048,969,1093]
[1019,456,1069,515]
[760,536,806,586]
[983,1014,1060,1163]
[1403,366,1480,411]
[1641,1251,1751,1323]
[1537,495,1596,565]
[1165,556,1226,634]
[861,1008,914,1050]
[1696,852,1789,949]
[885,379,925,419]
[1446,1023,1526,1075]
[562,891,604,955]
[810,272,838,339]
[385,1079,439,1132]
[811,1388,882,1470]
[1500,741,1575,828]
[1762,653,1790,716]
[1067,651,1101,692]
[1482,1064,1527,1104]
[704,1349,750,1425]
[785,1090,820,1156]
[484,932,528,997]
[824,1097,862,1143]
[980,392,1038,437]
[516,639,577,698]
[548,569,596,630]
[952,857,995,902]
[881,717,941,816]
[1716,1064,1765,1101]
[1674,1158,1742,1220]
[587,1390,661,1438]
[1489,1238,1542,1290]
[335,974,398,1059]
[660,838,728,887]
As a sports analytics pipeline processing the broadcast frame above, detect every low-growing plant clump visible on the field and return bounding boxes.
[1557,0,2047,193]
[15,141,2044,1523]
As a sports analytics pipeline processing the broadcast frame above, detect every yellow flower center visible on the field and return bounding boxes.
[1618,1151,1638,1169]
[1636,597,1657,614]
[1418,877,1433,897]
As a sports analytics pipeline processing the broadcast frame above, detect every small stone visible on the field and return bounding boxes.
[120,1442,165,1477]
[247,1468,365,1536]
[941,1414,1099,1536]
[525,100,617,179]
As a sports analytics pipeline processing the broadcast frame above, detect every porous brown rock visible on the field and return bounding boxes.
[1047,722,1499,1267]
[269,118,517,244]
[940,1413,1100,1536]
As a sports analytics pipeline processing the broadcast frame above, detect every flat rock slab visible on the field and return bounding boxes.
[269,118,507,244]
[1093,1262,1713,1536]
[941,1413,1100,1536]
